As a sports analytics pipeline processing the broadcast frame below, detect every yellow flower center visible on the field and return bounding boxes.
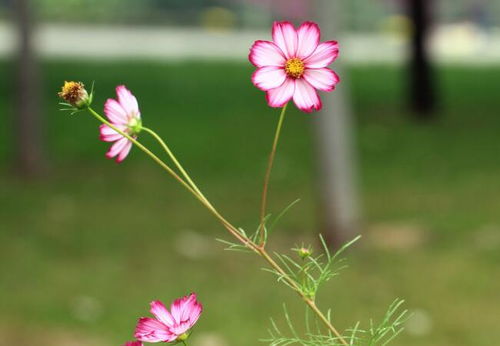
[285,58,305,79]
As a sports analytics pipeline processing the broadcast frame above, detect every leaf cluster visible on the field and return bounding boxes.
[265,235,360,300]
[265,299,409,346]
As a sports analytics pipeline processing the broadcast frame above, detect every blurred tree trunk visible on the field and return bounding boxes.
[13,0,45,176]
[313,0,361,249]
[408,0,437,118]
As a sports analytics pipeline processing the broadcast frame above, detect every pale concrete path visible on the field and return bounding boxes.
[1,22,499,64]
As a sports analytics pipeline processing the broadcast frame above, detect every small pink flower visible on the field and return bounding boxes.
[123,342,143,346]
[100,85,142,163]
[134,293,203,343]
[249,21,340,113]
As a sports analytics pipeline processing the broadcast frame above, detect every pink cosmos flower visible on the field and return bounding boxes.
[249,21,340,113]
[123,342,143,346]
[134,293,203,343]
[99,85,142,163]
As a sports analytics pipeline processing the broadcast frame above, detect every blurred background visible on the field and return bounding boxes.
[1,0,500,345]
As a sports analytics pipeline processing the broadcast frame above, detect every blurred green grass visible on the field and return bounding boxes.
[1,61,500,345]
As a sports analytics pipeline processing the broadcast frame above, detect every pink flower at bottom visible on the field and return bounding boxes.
[123,342,143,346]
[249,21,340,113]
[135,293,203,343]
[99,85,142,163]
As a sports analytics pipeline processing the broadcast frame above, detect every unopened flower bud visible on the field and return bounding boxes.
[58,81,91,109]
[297,246,312,259]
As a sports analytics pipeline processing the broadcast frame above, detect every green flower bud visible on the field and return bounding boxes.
[297,246,312,259]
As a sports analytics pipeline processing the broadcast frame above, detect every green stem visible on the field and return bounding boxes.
[259,103,288,246]
[306,298,347,345]
[142,126,213,209]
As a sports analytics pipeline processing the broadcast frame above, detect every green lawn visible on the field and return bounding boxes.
[1,61,500,346]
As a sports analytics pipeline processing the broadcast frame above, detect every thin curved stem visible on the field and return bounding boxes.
[142,126,214,209]
[259,103,288,246]
[88,108,196,197]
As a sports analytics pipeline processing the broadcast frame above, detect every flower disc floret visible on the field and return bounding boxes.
[285,58,305,79]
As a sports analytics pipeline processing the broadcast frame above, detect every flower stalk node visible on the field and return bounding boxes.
[128,117,143,136]
[176,333,189,341]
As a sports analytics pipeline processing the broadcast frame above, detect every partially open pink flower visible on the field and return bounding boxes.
[123,341,143,346]
[249,21,340,113]
[100,85,142,163]
[134,293,202,343]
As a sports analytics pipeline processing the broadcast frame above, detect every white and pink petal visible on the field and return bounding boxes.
[150,301,175,328]
[99,124,127,142]
[252,66,287,91]
[249,40,286,67]
[272,21,298,59]
[170,294,201,325]
[116,85,141,119]
[170,294,191,324]
[293,79,322,113]
[303,68,340,92]
[134,317,176,343]
[116,85,140,118]
[304,41,339,68]
[181,293,202,325]
[296,22,321,59]
[105,137,129,161]
[104,99,128,124]
[169,320,193,336]
[186,300,202,327]
[266,78,295,108]
[116,139,133,163]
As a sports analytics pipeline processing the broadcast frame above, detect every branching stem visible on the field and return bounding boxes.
[87,106,347,345]
[142,126,214,210]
